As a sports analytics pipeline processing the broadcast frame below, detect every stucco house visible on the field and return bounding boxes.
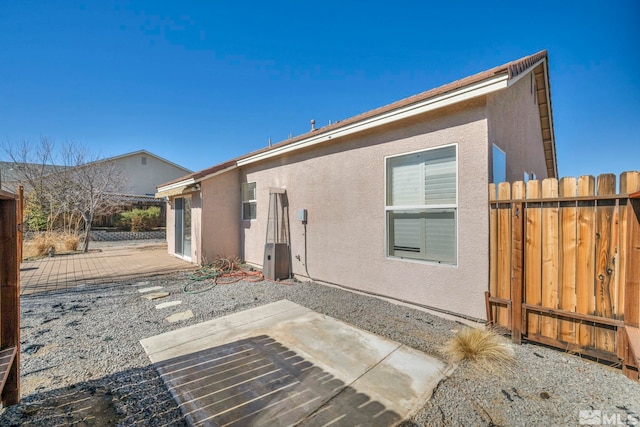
[156,50,557,321]
[104,149,192,197]
[91,149,193,227]
[0,149,191,197]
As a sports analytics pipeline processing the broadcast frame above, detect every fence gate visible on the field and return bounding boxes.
[0,189,20,405]
[487,172,640,380]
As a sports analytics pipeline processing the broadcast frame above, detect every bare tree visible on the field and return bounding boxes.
[56,145,125,252]
[2,138,67,231]
[2,138,126,252]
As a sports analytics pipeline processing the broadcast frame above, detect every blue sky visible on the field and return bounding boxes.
[1,1,638,179]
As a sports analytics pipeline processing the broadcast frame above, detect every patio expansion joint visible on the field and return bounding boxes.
[294,343,404,424]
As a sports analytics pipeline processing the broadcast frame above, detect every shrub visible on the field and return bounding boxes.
[117,207,161,232]
[63,234,80,251]
[445,327,515,375]
[24,192,48,232]
[23,233,58,258]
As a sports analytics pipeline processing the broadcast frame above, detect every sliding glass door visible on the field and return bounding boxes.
[174,197,192,259]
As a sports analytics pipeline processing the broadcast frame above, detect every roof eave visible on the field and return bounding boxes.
[238,73,509,167]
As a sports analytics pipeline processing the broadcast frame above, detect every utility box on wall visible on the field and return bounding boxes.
[263,242,289,280]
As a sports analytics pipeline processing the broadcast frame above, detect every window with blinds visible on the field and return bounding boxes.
[242,182,257,220]
[386,145,457,265]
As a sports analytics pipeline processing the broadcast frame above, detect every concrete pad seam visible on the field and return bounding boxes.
[296,343,403,423]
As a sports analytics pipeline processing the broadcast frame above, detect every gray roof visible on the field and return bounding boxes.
[0,161,67,183]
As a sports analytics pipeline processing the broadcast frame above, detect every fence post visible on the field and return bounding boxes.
[497,182,512,328]
[511,182,525,343]
[17,186,23,264]
[621,172,640,328]
[489,184,497,324]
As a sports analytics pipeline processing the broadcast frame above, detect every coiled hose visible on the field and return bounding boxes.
[182,258,264,294]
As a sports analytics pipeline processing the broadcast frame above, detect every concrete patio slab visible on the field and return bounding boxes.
[141,300,455,426]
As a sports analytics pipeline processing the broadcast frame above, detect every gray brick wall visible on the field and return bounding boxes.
[89,230,166,241]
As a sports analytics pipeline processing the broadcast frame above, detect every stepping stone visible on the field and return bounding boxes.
[156,300,182,310]
[142,292,170,300]
[134,281,150,287]
[165,310,193,323]
[138,286,164,293]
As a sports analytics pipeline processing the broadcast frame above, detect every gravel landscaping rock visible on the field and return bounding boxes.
[1,272,638,426]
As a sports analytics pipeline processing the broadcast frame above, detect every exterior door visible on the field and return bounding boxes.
[174,197,192,259]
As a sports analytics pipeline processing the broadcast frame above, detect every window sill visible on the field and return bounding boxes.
[386,255,458,269]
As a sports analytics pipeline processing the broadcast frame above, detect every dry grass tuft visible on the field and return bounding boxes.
[29,233,58,257]
[63,234,80,251]
[23,232,81,259]
[445,327,515,375]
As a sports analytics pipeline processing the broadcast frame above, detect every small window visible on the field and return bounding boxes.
[242,182,257,220]
[386,145,457,265]
[492,145,506,184]
[141,156,147,165]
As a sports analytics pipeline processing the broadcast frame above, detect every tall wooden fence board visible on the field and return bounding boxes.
[576,176,596,347]
[525,180,542,335]
[559,177,577,344]
[541,178,559,340]
[488,171,640,377]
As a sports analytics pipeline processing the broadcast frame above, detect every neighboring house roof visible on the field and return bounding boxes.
[98,149,193,174]
[157,50,557,195]
[0,161,67,184]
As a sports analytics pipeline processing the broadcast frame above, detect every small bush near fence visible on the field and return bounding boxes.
[117,207,161,232]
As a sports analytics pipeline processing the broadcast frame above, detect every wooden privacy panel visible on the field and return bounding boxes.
[488,172,640,371]
[0,190,21,405]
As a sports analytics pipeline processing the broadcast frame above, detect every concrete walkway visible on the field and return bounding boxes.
[141,300,455,426]
[19,242,195,295]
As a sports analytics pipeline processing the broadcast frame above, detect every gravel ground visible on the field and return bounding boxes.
[1,271,638,426]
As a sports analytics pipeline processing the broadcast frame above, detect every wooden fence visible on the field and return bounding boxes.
[487,172,640,380]
[0,189,20,405]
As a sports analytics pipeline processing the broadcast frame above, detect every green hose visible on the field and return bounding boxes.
[181,260,231,294]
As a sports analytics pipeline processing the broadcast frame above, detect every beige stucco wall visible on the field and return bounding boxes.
[115,153,191,196]
[487,71,548,182]
[166,200,175,256]
[191,192,202,263]
[199,168,241,264]
[240,100,490,319]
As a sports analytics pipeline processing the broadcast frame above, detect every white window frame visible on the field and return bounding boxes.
[384,144,459,266]
[242,182,257,221]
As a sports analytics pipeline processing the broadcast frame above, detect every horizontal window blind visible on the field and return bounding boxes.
[386,145,457,265]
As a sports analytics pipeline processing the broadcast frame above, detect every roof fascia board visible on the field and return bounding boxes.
[507,58,546,87]
[157,177,195,192]
[541,61,558,178]
[238,74,509,166]
[196,165,238,183]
